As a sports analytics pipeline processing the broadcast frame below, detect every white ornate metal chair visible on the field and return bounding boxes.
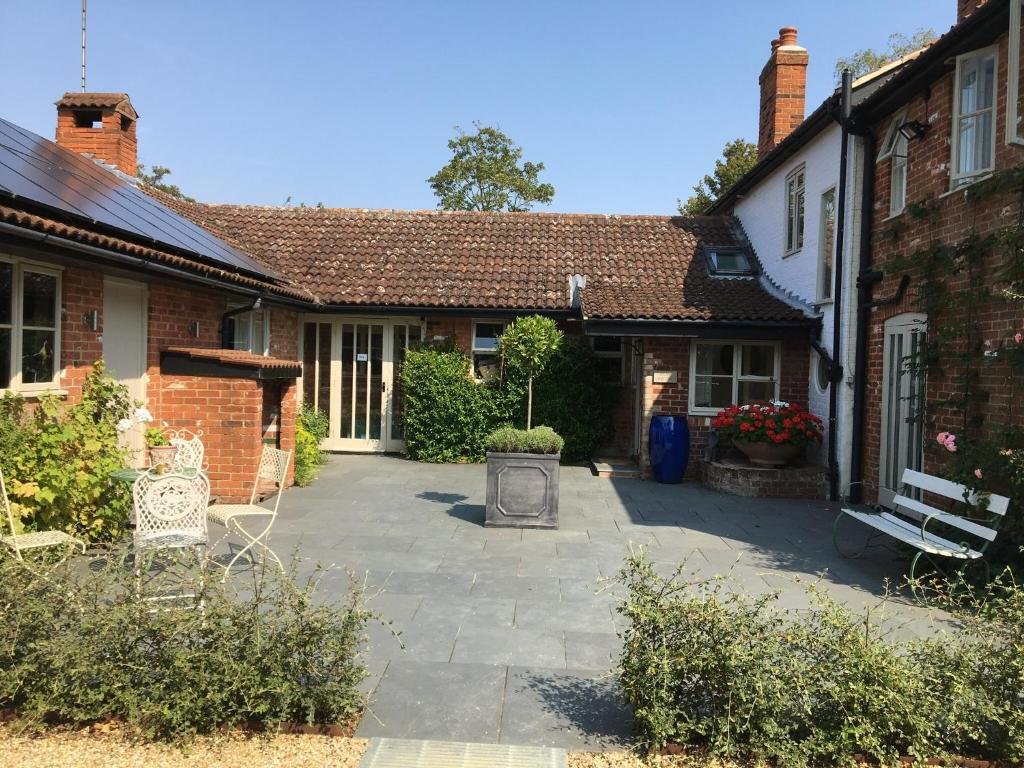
[133,469,210,554]
[167,429,206,472]
[1,466,85,563]
[207,446,291,580]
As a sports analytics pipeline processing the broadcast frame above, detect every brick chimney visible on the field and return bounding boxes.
[957,0,987,23]
[757,27,808,159]
[55,92,138,176]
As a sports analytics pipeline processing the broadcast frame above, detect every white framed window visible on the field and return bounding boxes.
[952,47,998,189]
[878,110,909,216]
[817,187,836,302]
[590,335,625,384]
[1007,0,1024,146]
[471,320,507,379]
[0,257,62,392]
[226,303,270,356]
[688,341,780,416]
[784,165,806,255]
[705,247,755,275]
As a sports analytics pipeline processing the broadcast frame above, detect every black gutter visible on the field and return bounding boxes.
[581,317,819,339]
[0,220,314,311]
[848,127,877,505]
[827,71,853,503]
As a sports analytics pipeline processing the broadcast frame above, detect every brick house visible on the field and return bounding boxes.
[1,90,821,500]
[844,0,1024,505]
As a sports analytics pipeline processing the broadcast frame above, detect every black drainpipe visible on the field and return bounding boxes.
[848,126,878,504]
[827,71,853,502]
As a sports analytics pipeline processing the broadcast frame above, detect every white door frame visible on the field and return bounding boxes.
[878,312,927,508]
[103,276,148,463]
[299,315,423,453]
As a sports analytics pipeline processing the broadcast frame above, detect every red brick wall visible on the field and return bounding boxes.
[55,108,137,176]
[640,336,811,478]
[50,263,301,502]
[863,24,1024,502]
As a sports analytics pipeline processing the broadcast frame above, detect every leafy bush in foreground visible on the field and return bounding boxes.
[617,552,1024,766]
[0,555,370,742]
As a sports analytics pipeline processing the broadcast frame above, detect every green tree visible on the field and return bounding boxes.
[137,164,195,202]
[834,29,936,81]
[677,138,758,216]
[428,123,555,212]
[499,316,563,429]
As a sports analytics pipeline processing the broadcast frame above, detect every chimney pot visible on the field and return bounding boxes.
[778,27,798,46]
[770,38,781,53]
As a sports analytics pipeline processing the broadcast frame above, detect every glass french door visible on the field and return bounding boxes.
[878,313,927,508]
[301,318,421,452]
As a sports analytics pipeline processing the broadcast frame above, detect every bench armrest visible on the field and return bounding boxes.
[919,512,973,556]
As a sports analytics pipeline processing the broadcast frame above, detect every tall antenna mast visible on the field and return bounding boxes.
[80,0,87,91]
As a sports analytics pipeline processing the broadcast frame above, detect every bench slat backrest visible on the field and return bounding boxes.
[897,468,1011,543]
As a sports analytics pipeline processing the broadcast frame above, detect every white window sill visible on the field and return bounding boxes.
[942,173,994,198]
[782,249,803,259]
[881,210,906,223]
[814,298,834,307]
[1,388,68,399]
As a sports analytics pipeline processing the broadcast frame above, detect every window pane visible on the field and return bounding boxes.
[0,263,11,325]
[819,189,835,299]
[741,345,775,378]
[229,313,251,351]
[302,322,317,406]
[253,311,265,355]
[694,376,733,409]
[474,353,500,379]
[695,343,733,377]
[21,329,55,383]
[891,160,907,214]
[339,324,353,438]
[739,380,774,404]
[0,328,9,388]
[22,271,56,327]
[710,250,751,273]
[473,323,504,351]
[796,187,805,249]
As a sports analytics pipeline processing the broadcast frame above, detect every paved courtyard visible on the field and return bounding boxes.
[269,455,940,751]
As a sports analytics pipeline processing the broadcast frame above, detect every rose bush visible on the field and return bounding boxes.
[711,401,823,448]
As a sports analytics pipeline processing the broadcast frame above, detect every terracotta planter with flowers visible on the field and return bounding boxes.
[711,401,824,467]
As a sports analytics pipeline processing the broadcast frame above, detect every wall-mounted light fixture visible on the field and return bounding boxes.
[82,310,99,331]
[898,120,930,142]
[188,320,201,338]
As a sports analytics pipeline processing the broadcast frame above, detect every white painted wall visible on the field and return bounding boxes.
[733,123,860,493]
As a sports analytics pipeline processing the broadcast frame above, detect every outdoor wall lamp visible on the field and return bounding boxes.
[188,320,201,338]
[898,120,930,142]
[82,309,99,331]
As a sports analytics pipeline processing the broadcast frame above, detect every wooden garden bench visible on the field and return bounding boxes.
[834,468,1011,583]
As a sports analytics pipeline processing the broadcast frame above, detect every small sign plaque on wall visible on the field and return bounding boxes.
[356,353,369,362]
[652,370,677,384]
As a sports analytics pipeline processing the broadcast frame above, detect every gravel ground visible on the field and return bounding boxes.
[568,752,732,767]
[0,727,367,768]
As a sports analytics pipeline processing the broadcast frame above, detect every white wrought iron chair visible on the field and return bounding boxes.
[133,469,210,554]
[1,466,85,562]
[207,446,291,580]
[167,429,205,472]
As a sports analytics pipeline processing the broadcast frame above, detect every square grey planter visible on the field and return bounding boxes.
[485,452,560,529]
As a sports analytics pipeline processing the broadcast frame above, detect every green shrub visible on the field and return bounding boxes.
[617,553,1024,765]
[512,338,617,462]
[483,425,564,455]
[401,345,507,462]
[498,315,563,429]
[294,402,329,486]
[0,555,371,742]
[3,361,133,543]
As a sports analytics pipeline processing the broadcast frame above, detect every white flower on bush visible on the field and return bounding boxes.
[116,418,134,433]
[134,407,153,424]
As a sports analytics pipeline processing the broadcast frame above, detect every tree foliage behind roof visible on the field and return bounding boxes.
[677,138,757,216]
[834,29,936,82]
[137,164,194,202]
[428,122,555,212]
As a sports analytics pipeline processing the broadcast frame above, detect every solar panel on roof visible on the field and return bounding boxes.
[0,116,279,280]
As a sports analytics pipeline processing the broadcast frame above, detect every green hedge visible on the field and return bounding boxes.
[618,552,1024,766]
[400,335,615,464]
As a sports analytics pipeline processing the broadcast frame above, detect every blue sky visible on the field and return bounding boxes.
[2,1,953,214]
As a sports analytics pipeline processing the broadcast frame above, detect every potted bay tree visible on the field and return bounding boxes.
[484,316,564,529]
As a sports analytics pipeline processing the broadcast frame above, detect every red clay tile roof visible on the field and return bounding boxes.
[55,92,138,119]
[162,347,300,370]
[154,198,811,323]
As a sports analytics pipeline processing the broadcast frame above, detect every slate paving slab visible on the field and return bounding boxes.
[277,454,929,750]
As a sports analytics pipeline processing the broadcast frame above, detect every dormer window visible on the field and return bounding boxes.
[706,247,755,276]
